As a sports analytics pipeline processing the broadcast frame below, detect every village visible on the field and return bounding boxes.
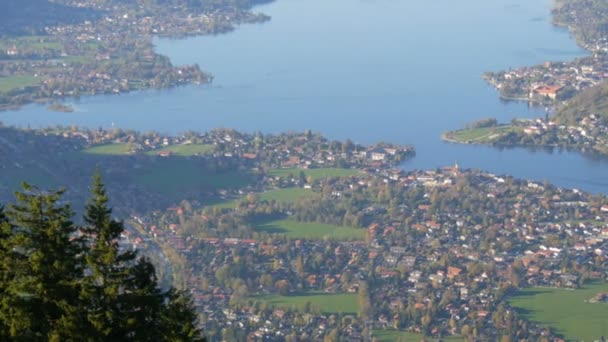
[445,113,608,157]
[483,56,608,104]
[123,153,608,340]
[481,0,608,106]
[0,0,269,109]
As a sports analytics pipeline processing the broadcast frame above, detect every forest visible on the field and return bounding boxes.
[0,173,204,341]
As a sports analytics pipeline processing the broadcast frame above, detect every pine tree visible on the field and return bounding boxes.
[1,184,84,340]
[81,172,204,341]
[0,176,205,341]
[0,205,12,340]
[80,170,137,340]
[162,289,204,341]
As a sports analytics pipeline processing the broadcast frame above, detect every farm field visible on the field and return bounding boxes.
[508,281,608,341]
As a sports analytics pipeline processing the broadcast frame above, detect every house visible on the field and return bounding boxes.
[447,266,463,279]
[6,46,18,56]
[530,85,563,100]
[369,148,387,161]
[158,150,172,157]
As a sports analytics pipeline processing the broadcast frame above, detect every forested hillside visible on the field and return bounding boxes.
[554,80,608,125]
[553,0,608,46]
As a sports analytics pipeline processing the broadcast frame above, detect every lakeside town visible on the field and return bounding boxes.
[0,0,270,110]
[483,0,608,105]
[0,123,413,212]
[124,155,608,341]
[443,112,608,156]
[2,124,608,340]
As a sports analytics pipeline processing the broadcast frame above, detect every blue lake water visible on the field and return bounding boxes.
[3,0,608,193]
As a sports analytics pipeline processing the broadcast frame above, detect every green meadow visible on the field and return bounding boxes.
[82,143,132,155]
[211,187,319,209]
[144,144,214,156]
[508,281,608,341]
[373,330,464,342]
[256,292,358,315]
[0,76,39,93]
[269,168,361,181]
[254,218,364,240]
[446,125,515,143]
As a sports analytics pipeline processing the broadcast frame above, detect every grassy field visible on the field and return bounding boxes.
[82,143,132,155]
[133,160,252,194]
[373,331,464,342]
[144,144,214,156]
[254,218,364,240]
[211,188,319,209]
[0,36,62,51]
[0,76,39,93]
[269,168,361,181]
[256,292,358,314]
[508,281,608,341]
[445,125,515,143]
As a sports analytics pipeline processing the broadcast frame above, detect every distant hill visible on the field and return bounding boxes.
[553,0,608,46]
[554,80,608,125]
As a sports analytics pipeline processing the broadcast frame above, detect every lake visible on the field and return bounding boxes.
[3,0,608,193]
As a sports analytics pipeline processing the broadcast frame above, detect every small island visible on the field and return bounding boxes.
[47,103,74,113]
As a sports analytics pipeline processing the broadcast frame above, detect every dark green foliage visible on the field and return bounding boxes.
[0,175,205,341]
[555,80,608,125]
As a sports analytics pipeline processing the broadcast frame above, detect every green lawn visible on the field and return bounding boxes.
[82,143,132,155]
[261,188,319,203]
[0,76,39,93]
[133,160,252,194]
[144,144,214,156]
[210,188,319,209]
[508,281,608,341]
[447,125,515,143]
[0,36,62,51]
[254,218,364,240]
[269,168,361,181]
[373,331,464,342]
[256,292,358,314]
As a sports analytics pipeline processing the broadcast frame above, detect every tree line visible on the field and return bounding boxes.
[0,172,205,341]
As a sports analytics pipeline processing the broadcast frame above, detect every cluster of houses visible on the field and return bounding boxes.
[125,163,608,340]
[509,114,608,154]
[485,58,608,103]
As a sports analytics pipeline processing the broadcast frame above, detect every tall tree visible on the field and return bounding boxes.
[1,184,84,340]
[80,170,137,339]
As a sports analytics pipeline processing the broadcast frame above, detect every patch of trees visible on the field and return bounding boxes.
[465,118,498,129]
[555,80,608,125]
[553,0,608,44]
[0,173,204,341]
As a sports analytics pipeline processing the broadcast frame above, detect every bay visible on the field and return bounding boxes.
[2,0,608,192]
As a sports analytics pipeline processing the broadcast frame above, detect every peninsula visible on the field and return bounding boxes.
[445,77,608,156]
